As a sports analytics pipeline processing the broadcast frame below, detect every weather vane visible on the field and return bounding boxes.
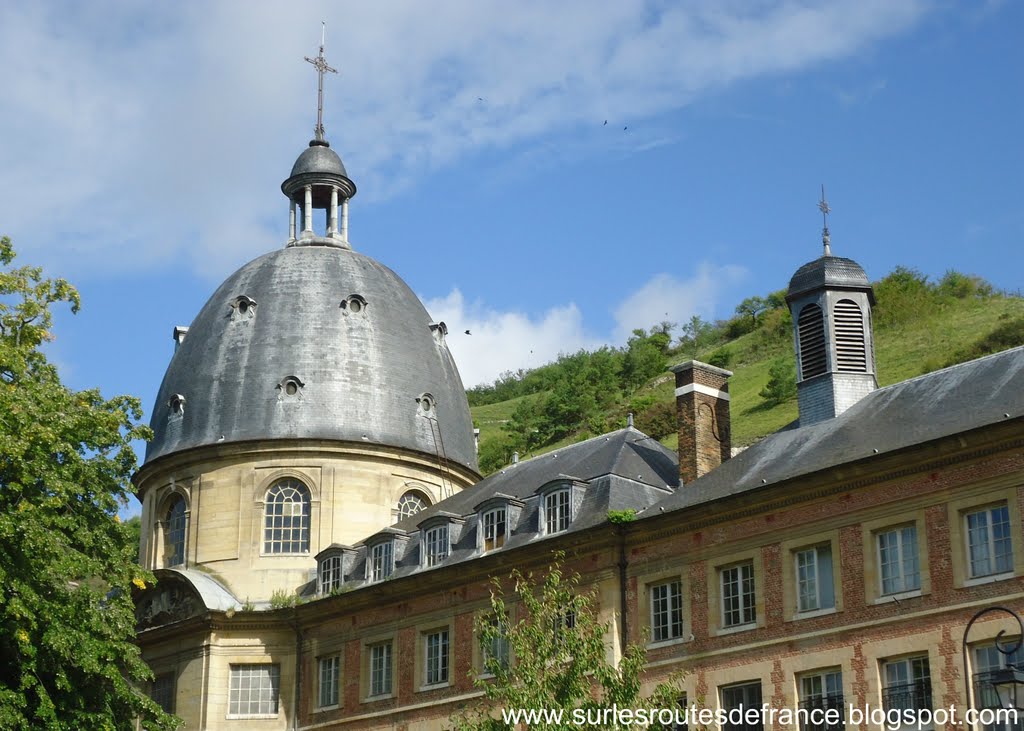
[305,22,338,142]
[818,184,832,256]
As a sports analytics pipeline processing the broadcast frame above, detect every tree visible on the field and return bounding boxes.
[0,237,176,730]
[735,296,767,327]
[453,557,684,730]
[621,328,667,392]
[679,315,714,358]
[759,356,797,406]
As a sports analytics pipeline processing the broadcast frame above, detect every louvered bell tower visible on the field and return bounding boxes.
[785,191,877,427]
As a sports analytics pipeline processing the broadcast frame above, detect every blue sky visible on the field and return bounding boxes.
[1,1,1021,489]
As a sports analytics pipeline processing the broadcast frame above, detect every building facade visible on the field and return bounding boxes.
[133,73,1024,731]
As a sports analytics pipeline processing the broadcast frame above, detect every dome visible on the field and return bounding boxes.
[289,140,348,178]
[145,245,477,472]
[786,255,873,303]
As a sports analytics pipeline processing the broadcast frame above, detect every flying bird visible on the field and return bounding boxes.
[464,329,472,335]
[603,120,607,125]
[623,126,628,131]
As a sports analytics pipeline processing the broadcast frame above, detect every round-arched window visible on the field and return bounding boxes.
[396,490,430,520]
[165,496,187,566]
[264,478,311,554]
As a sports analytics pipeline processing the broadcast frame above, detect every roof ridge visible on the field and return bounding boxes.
[505,426,639,469]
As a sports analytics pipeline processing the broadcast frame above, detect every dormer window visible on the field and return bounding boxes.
[277,376,304,398]
[423,523,450,567]
[230,295,257,321]
[318,554,343,594]
[368,541,394,582]
[481,508,507,552]
[341,294,367,314]
[543,487,572,535]
[168,394,186,417]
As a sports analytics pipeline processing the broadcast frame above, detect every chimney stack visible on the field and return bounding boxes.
[672,360,732,484]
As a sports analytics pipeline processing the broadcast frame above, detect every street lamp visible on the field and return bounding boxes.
[962,606,1024,720]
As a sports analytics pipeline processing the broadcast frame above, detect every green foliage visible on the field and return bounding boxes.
[269,589,297,609]
[939,317,1024,369]
[936,269,994,300]
[452,558,683,730]
[633,400,677,440]
[606,509,637,524]
[706,348,732,369]
[621,329,667,392]
[0,237,176,730]
[765,288,788,310]
[678,315,714,358]
[759,356,797,406]
[735,295,767,325]
[872,266,932,328]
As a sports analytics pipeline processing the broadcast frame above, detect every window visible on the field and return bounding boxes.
[482,618,510,674]
[882,657,931,726]
[796,545,835,613]
[424,629,450,686]
[318,656,340,708]
[228,664,280,717]
[423,523,449,567]
[966,504,1013,578]
[263,478,310,554]
[368,541,393,582]
[650,580,684,642]
[553,609,576,646]
[368,642,393,697]
[878,526,921,595]
[799,670,844,731]
[721,681,763,731]
[721,563,756,628]
[797,304,826,379]
[973,644,1024,731]
[397,491,429,520]
[165,496,187,567]
[319,554,343,594]
[151,672,175,714]
[544,488,571,535]
[482,507,507,551]
[652,696,689,731]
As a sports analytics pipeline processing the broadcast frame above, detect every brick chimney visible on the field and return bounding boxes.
[671,360,732,483]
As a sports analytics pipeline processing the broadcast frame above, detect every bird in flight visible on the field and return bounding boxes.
[603,120,607,125]
[464,329,472,335]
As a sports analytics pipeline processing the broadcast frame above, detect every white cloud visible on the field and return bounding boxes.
[422,289,602,388]
[424,260,746,387]
[0,1,929,278]
[612,264,748,342]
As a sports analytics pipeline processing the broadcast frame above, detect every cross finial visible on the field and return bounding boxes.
[818,184,832,256]
[304,22,338,142]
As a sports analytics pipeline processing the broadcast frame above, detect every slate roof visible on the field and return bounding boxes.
[647,345,1024,514]
[316,427,678,589]
[787,255,873,302]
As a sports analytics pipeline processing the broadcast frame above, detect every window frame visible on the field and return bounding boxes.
[794,544,836,614]
[876,524,921,597]
[164,495,187,568]
[965,504,1014,579]
[481,506,508,552]
[367,541,394,583]
[797,669,845,731]
[862,515,930,604]
[948,491,1022,588]
[650,579,684,644]
[881,655,932,727]
[542,486,572,535]
[720,562,756,630]
[366,641,394,700]
[720,680,764,731]
[423,522,450,568]
[318,553,343,595]
[227,663,281,719]
[262,478,311,556]
[422,628,451,689]
[317,655,341,709]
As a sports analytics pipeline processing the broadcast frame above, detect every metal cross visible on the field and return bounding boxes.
[305,22,338,142]
[818,184,832,255]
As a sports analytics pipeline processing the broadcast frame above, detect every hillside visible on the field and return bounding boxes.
[470,268,1024,474]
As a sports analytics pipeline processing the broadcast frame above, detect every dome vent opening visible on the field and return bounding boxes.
[168,394,186,417]
[277,376,305,399]
[416,392,435,415]
[834,299,867,373]
[429,322,448,346]
[341,294,367,314]
[230,295,257,321]
[797,304,827,379]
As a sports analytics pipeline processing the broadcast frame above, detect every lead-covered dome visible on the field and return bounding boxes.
[145,245,477,472]
[786,255,874,303]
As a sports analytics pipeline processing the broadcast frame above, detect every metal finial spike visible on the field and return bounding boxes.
[304,22,338,142]
[818,184,832,256]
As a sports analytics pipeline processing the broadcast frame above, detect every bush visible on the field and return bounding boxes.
[707,348,732,369]
[759,356,797,405]
[634,400,677,440]
[937,270,994,300]
[942,317,1024,367]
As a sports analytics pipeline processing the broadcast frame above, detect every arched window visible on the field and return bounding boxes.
[833,299,867,373]
[165,496,187,566]
[797,303,827,379]
[264,479,311,554]
[396,491,429,520]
